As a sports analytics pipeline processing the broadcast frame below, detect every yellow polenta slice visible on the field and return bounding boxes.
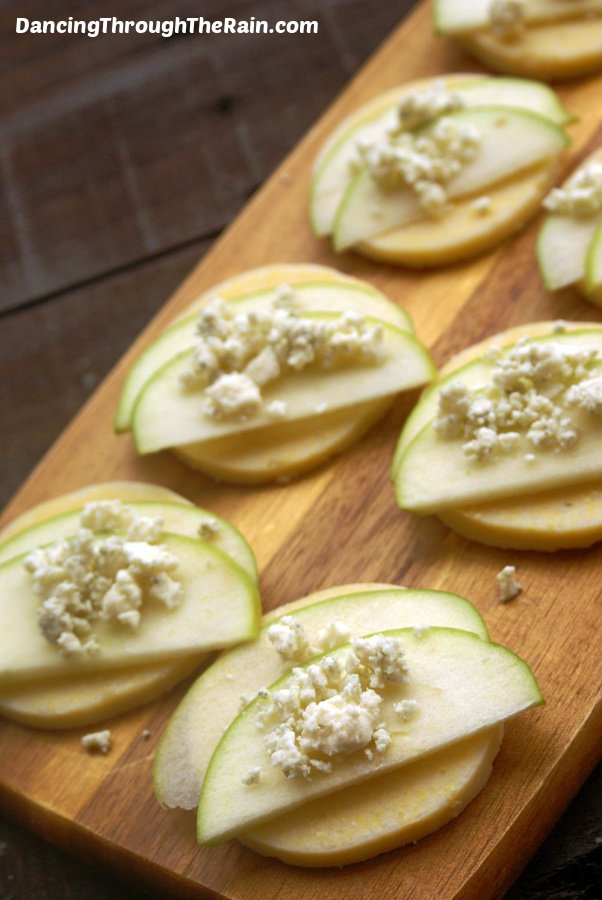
[460,17,602,81]
[357,159,558,267]
[436,324,602,550]
[241,726,503,867]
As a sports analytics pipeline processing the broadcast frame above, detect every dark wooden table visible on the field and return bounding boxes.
[0,1,600,897]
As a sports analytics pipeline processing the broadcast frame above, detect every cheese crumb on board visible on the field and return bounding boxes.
[82,729,112,754]
[256,634,410,780]
[180,291,387,422]
[496,565,522,603]
[434,339,600,461]
[24,505,182,658]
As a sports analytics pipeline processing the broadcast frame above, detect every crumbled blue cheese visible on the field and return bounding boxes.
[82,729,112,754]
[489,0,525,40]
[351,85,480,220]
[543,160,602,217]
[241,767,262,785]
[198,517,220,541]
[267,615,314,663]
[24,507,182,658]
[472,195,492,216]
[496,565,522,603]
[315,620,351,651]
[256,634,410,780]
[434,339,600,461]
[394,698,420,720]
[180,291,386,421]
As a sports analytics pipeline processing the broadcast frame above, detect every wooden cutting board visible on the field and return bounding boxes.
[1,2,601,897]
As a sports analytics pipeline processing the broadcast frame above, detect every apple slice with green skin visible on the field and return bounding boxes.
[153,586,488,810]
[173,397,392,485]
[396,395,602,514]
[240,726,503,867]
[434,0,602,35]
[537,149,602,295]
[0,534,260,686]
[197,627,542,844]
[132,317,435,455]
[584,222,602,307]
[458,18,602,82]
[115,281,413,433]
[0,500,257,581]
[334,107,569,252]
[390,327,602,478]
[0,481,190,545]
[356,159,558,267]
[311,75,572,239]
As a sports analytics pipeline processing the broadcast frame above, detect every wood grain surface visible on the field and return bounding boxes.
[1,1,601,898]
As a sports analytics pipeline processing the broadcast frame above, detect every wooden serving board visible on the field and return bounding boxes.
[1,2,601,897]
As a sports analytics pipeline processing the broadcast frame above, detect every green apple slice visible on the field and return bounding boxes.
[584,222,602,307]
[197,627,542,844]
[173,397,392,485]
[0,534,260,685]
[312,77,572,239]
[0,481,191,544]
[334,107,568,251]
[153,586,488,810]
[0,500,257,582]
[396,401,602,514]
[115,281,413,433]
[434,0,602,35]
[240,726,503,866]
[390,328,602,478]
[132,317,435,455]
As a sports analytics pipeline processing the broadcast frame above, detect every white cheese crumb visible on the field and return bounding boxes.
[141,729,151,740]
[412,623,430,638]
[225,673,236,682]
[394,698,420,720]
[315,620,351,651]
[267,616,313,663]
[80,500,130,532]
[266,399,288,419]
[198,517,220,541]
[496,565,522,603]
[472,195,492,216]
[241,767,262,785]
[82,729,112,754]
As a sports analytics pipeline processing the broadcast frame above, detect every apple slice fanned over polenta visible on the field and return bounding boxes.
[0,482,259,728]
[392,323,602,550]
[116,264,435,484]
[153,583,541,866]
[310,74,572,266]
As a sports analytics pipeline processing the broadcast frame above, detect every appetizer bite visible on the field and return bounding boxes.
[393,322,602,550]
[0,482,259,728]
[117,264,435,483]
[538,148,602,307]
[311,74,572,265]
[154,583,541,867]
[435,0,602,80]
